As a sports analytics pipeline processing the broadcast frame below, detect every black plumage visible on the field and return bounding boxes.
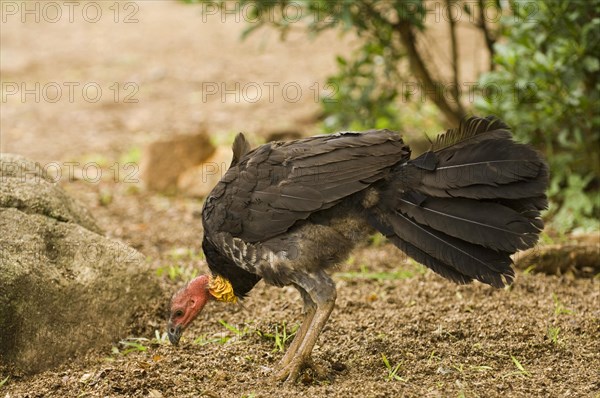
[199,116,548,381]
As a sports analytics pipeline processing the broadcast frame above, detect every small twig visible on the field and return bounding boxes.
[352,1,466,125]
[396,21,464,125]
[477,0,498,70]
[446,0,464,115]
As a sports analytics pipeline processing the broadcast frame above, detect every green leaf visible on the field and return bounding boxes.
[510,355,531,377]
[583,56,600,72]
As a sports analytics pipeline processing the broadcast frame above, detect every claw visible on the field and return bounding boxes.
[272,357,328,384]
[271,359,301,384]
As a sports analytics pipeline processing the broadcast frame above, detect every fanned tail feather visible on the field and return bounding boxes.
[370,116,548,287]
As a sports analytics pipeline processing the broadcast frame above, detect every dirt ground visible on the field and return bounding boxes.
[2,180,599,397]
[1,2,599,397]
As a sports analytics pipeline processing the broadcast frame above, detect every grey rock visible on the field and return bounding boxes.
[0,154,161,374]
[0,153,52,181]
[0,153,101,234]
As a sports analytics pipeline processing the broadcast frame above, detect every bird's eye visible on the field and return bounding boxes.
[175,310,184,317]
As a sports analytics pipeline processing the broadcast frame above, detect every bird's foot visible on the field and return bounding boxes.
[272,356,327,384]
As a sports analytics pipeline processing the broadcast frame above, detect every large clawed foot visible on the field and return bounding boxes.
[271,359,302,384]
[272,357,328,384]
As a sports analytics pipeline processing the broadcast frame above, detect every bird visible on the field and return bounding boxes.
[167,116,548,383]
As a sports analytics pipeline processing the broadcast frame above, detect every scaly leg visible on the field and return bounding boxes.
[274,273,337,383]
[278,287,316,368]
[274,299,335,383]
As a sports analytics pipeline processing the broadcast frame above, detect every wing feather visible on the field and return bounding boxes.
[203,130,409,242]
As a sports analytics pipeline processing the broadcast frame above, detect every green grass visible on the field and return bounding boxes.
[469,365,493,372]
[508,355,531,378]
[113,338,149,355]
[193,334,230,346]
[0,376,9,388]
[156,264,198,282]
[98,188,113,206]
[219,320,249,337]
[336,264,424,281]
[193,320,251,346]
[427,350,438,364]
[166,247,205,261]
[381,353,405,382]
[273,324,293,352]
[547,326,561,345]
[522,263,537,275]
[451,363,464,374]
[156,248,205,281]
[119,146,141,165]
[552,294,574,316]
[257,322,299,352]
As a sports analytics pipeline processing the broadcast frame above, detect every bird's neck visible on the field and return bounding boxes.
[207,274,238,303]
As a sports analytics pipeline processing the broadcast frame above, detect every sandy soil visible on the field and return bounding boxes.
[1,2,599,397]
[1,1,355,163]
[3,181,599,397]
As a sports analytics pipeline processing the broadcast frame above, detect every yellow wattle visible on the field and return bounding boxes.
[208,275,238,303]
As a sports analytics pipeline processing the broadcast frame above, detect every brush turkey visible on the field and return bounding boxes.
[168,116,548,382]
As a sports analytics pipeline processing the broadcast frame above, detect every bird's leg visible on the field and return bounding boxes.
[278,288,316,368]
[277,299,335,383]
[274,299,335,383]
[274,273,336,383]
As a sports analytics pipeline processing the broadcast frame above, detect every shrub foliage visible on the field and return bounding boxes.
[190,0,600,231]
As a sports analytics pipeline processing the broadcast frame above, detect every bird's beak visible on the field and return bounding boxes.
[167,322,182,345]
